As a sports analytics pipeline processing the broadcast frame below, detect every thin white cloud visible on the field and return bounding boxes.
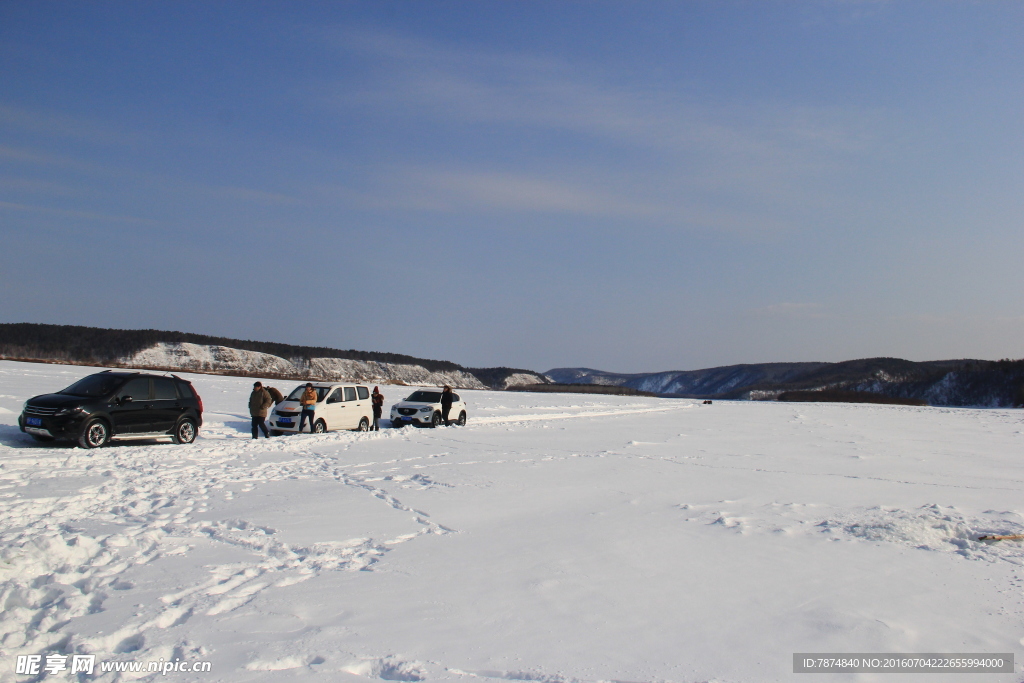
[400,169,659,217]
[889,313,953,325]
[890,312,1024,327]
[750,302,827,318]
[0,103,140,144]
[320,29,884,236]
[317,165,800,237]
[331,29,877,159]
[0,200,158,226]
[202,185,300,206]
[0,144,109,174]
[0,175,86,198]
[0,142,301,210]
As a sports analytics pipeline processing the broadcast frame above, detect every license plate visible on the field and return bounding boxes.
[279,418,293,426]
[26,417,42,426]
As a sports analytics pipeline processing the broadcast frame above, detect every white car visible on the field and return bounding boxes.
[270,382,373,434]
[390,389,467,428]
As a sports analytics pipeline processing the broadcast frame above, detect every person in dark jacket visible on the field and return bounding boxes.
[266,386,284,405]
[440,385,454,426]
[249,381,272,439]
[371,386,384,431]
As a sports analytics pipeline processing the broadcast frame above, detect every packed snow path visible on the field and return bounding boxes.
[1,361,1023,682]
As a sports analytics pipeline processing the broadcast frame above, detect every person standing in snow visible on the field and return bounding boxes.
[371,386,384,431]
[249,381,272,439]
[440,385,454,426]
[298,382,318,433]
[266,386,284,405]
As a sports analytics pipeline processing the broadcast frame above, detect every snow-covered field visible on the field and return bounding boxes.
[1,359,1023,682]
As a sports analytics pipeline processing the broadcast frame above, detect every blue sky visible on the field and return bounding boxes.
[1,1,1022,373]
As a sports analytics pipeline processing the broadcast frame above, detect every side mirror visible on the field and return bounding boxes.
[120,395,133,404]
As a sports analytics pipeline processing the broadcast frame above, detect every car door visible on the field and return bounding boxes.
[110,377,152,433]
[150,377,183,433]
[342,386,358,429]
[356,386,370,426]
[325,387,345,431]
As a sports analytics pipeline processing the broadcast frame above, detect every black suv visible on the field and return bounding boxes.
[18,371,204,448]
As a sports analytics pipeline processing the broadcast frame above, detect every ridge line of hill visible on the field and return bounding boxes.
[0,323,547,389]
[546,357,1024,407]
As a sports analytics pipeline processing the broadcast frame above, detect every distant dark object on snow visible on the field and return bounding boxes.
[508,383,658,397]
[702,400,713,404]
[776,390,927,406]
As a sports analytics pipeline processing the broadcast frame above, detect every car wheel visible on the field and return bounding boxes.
[313,419,327,434]
[30,433,55,443]
[456,411,467,426]
[172,418,197,444]
[356,417,369,432]
[430,412,441,428]
[270,430,283,436]
[78,419,110,449]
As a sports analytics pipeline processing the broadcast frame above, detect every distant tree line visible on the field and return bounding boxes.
[757,357,1024,407]
[0,323,544,388]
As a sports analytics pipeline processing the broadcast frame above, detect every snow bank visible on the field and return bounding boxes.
[820,505,993,552]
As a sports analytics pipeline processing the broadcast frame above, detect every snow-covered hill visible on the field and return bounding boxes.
[548,358,1024,407]
[127,342,296,376]
[126,342,489,388]
[547,363,827,395]
[0,324,551,390]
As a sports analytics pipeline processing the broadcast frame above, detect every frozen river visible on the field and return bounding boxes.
[1,360,1022,682]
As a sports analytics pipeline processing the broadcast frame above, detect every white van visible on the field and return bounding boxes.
[269,382,373,434]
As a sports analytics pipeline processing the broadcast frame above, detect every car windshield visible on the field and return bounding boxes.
[58,374,125,398]
[406,391,442,403]
[286,386,330,401]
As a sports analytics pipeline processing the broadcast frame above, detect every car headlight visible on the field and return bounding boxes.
[419,406,432,412]
[54,407,83,417]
